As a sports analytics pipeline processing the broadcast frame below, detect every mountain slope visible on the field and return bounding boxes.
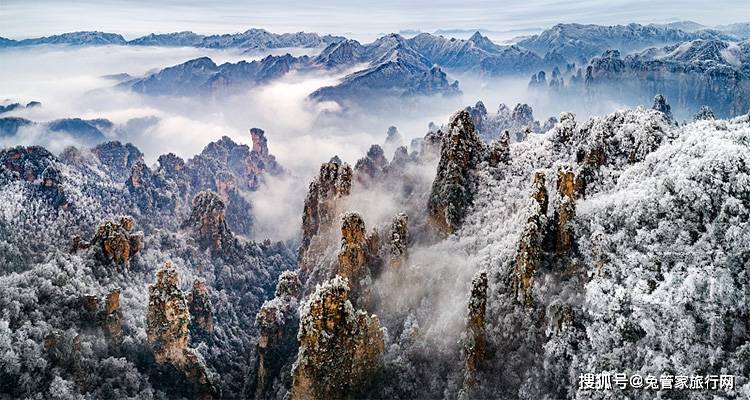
[518,22,733,62]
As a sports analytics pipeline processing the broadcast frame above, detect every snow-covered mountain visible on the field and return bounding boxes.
[0,31,127,46]
[123,54,310,95]
[0,29,344,49]
[127,28,345,49]
[517,22,733,63]
[528,38,750,118]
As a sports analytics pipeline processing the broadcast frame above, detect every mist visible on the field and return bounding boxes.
[0,43,642,243]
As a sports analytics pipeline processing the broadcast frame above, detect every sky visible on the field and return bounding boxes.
[2,0,749,42]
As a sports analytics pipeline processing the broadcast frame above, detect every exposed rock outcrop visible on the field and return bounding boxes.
[354,144,388,183]
[254,271,303,399]
[464,101,543,140]
[652,94,674,123]
[337,213,373,307]
[383,126,404,157]
[427,110,485,236]
[551,112,576,146]
[184,191,234,252]
[554,165,577,255]
[486,130,511,168]
[695,105,716,121]
[87,216,144,268]
[187,279,214,342]
[147,262,217,398]
[147,262,190,365]
[0,146,68,207]
[103,288,123,348]
[420,129,444,160]
[513,172,548,305]
[463,270,488,390]
[299,159,352,275]
[542,116,559,132]
[290,276,384,400]
[91,141,144,183]
[388,212,409,270]
[250,127,269,157]
[126,160,177,213]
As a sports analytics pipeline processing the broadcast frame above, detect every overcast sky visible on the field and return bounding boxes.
[1,0,749,41]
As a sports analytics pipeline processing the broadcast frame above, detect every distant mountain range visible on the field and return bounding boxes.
[0,29,344,50]
[119,30,552,102]
[528,38,750,118]
[0,116,112,145]
[516,22,736,63]
[5,22,749,113]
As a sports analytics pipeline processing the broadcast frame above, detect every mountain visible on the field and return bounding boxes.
[0,127,293,398]
[528,38,750,118]
[651,20,706,32]
[0,116,110,145]
[124,54,309,95]
[406,32,543,73]
[715,22,750,39]
[517,22,733,63]
[0,31,127,47]
[0,29,344,49]
[47,118,109,143]
[127,28,345,49]
[0,101,41,115]
[124,34,466,101]
[115,26,748,106]
[126,31,205,47]
[586,40,750,117]
[0,117,33,137]
[1,99,749,399]
[310,42,460,104]
[312,39,368,68]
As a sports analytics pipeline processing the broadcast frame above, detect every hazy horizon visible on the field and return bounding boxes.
[1,0,749,42]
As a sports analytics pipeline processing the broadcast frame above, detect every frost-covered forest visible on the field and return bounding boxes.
[0,93,748,399]
[1,4,750,398]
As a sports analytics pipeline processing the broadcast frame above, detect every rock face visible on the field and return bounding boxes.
[428,110,485,236]
[581,41,749,118]
[254,271,303,399]
[513,172,548,305]
[127,55,311,96]
[337,213,373,307]
[147,262,190,365]
[517,22,730,62]
[383,126,404,157]
[250,128,269,157]
[103,288,123,348]
[290,276,384,400]
[464,270,488,390]
[487,130,511,168]
[388,212,409,270]
[651,94,674,123]
[555,165,577,255]
[91,141,144,183]
[354,144,388,183]
[0,146,68,207]
[464,102,542,140]
[126,160,177,213]
[552,112,577,146]
[88,216,144,268]
[187,279,214,341]
[184,191,234,252]
[695,105,717,120]
[147,262,216,398]
[299,159,352,274]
